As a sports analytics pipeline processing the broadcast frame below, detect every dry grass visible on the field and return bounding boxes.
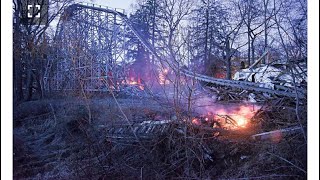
[13,96,307,179]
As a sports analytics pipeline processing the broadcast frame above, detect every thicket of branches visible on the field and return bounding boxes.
[13,0,308,179]
[13,0,307,102]
[127,0,307,77]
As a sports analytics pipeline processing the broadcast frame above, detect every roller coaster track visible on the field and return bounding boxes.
[180,69,305,98]
[53,3,306,99]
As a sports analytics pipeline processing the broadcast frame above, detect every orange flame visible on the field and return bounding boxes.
[211,105,257,129]
[127,77,144,90]
[231,105,255,128]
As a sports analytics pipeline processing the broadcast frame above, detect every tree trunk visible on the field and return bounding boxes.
[263,0,268,64]
[25,68,34,101]
[247,0,252,66]
[247,33,251,66]
[251,37,255,63]
[13,5,24,102]
[13,56,24,102]
[225,38,232,80]
[204,2,209,67]
[151,0,156,65]
[34,70,43,99]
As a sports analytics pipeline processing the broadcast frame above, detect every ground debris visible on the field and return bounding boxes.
[13,97,306,179]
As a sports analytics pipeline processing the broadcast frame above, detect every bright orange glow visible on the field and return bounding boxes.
[210,105,257,129]
[234,116,247,127]
[229,105,256,128]
[127,77,144,90]
[128,81,138,85]
[192,118,201,125]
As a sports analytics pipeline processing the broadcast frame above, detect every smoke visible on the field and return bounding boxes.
[128,59,259,123]
[193,95,259,119]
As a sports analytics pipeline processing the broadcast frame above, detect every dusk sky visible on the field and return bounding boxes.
[78,0,137,13]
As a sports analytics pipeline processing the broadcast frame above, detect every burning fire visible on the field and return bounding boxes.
[127,77,144,90]
[191,105,257,129]
[233,116,247,127]
[215,105,256,129]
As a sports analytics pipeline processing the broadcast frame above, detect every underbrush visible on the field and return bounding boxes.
[13,97,307,179]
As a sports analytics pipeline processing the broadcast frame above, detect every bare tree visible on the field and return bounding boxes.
[13,0,73,101]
